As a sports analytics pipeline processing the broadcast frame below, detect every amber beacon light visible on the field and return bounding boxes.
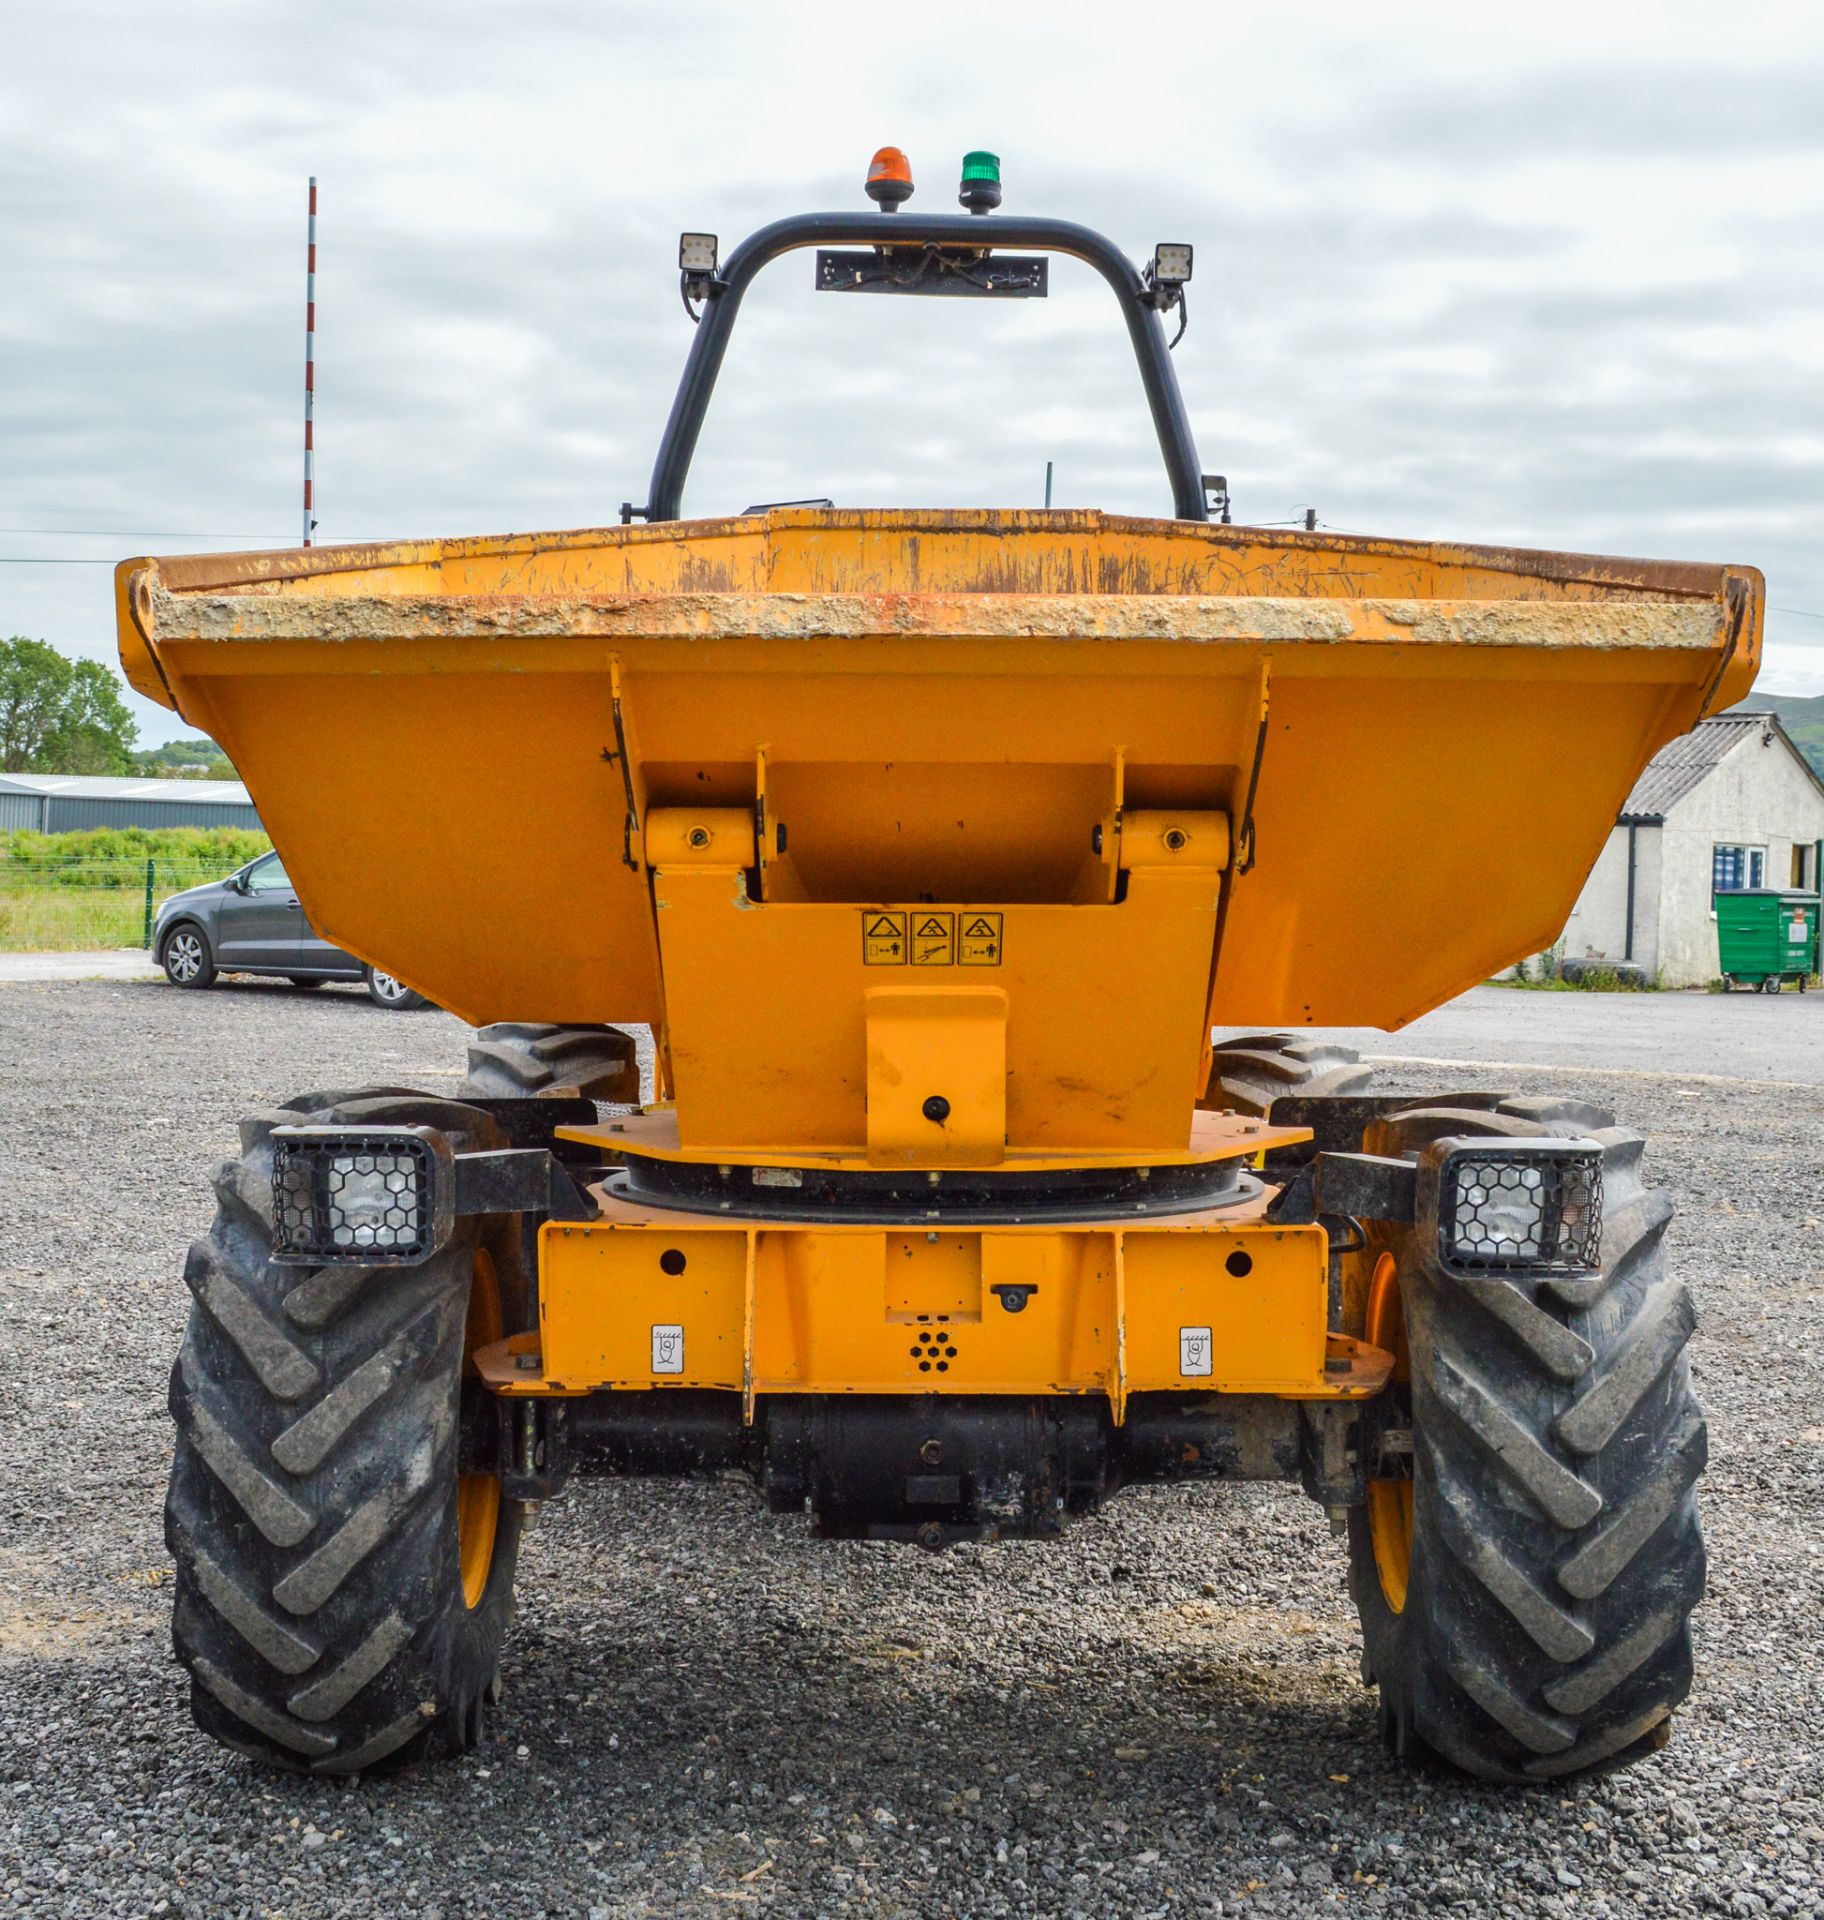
[864,145,914,208]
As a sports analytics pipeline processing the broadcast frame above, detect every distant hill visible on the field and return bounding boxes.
[131,737,235,781]
[1735,692,1824,780]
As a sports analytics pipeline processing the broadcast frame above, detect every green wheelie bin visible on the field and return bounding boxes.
[1715,888,1821,992]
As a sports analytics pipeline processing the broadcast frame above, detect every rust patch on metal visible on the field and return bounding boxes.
[137,508,1746,602]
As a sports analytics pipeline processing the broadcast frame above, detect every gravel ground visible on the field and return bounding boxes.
[1,978,1821,1919]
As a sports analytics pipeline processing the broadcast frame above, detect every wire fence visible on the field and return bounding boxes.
[0,857,230,953]
[0,827,268,953]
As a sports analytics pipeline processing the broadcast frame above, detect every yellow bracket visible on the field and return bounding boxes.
[469,1202,1395,1424]
[865,985,1007,1166]
[646,807,757,868]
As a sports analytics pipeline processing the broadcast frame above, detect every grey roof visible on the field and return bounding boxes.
[0,772,252,806]
[1619,711,1823,822]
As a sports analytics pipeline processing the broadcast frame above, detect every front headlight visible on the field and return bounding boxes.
[1421,1139,1601,1277]
[270,1126,453,1264]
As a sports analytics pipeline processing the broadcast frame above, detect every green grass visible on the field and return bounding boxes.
[1493,955,1659,992]
[1737,691,1824,781]
[0,887,151,951]
[1566,965,1655,992]
[0,826,270,953]
[0,870,235,952]
[0,824,269,879]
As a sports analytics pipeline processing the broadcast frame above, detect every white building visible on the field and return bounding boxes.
[1555,711,1824,988]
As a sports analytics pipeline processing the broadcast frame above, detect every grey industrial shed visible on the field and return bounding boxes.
[0,773,262,833]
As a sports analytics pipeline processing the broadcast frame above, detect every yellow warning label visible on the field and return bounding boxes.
[909,911,956,967]
[863,907,1003,966]
[862,911,907,965]
[957,912,1004,966]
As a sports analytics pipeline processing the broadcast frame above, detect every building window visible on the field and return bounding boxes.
[1794,843,1818,891]
[1713,844,1766,892]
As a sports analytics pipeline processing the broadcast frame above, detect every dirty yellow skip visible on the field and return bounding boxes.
[118,508,1760,1412]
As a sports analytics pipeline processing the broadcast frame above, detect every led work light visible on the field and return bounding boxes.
[270,1126,454,1265]
[1419,1137,1602,1276]
[678,233,719,274]
[678,233,720,307]
[1151,243,1194,287]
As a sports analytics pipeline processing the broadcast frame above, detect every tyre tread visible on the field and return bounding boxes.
[1203,1033,1373,1118]
[1348,1095,1706,1783]
[461,1023,640,1103]
[166,1090,523,1773]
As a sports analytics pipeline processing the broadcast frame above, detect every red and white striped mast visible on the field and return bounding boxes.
[302,176,317,547]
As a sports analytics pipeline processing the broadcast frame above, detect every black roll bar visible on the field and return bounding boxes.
[640,211,1207,523]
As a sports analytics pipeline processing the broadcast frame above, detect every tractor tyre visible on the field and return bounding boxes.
[165,1090,525,1774]
[1346,1096,1705,1783]
[461,1022,641,1103]
[1203,1032,1374,1117]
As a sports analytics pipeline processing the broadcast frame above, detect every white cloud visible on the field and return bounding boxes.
[2,0,1821,741]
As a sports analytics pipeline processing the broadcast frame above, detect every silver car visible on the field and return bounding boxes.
[154,851,427,1008]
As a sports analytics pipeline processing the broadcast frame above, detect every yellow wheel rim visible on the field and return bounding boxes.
[456,1249,503,1610]
[1365,1251,1413,1615]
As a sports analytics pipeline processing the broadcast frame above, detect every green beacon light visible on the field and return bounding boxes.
[958,150,1002,214]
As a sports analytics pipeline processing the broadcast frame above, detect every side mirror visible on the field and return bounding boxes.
[228,873,249,894]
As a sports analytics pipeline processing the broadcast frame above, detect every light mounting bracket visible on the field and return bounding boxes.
[815,246,1048,299]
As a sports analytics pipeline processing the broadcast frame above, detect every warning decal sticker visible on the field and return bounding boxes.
[958,912,1003,966]
[861,908,1004,966]
[862,911,907,965]
[910,912,956,966]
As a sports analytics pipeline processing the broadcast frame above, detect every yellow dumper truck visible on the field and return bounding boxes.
[117,149,1758,1783]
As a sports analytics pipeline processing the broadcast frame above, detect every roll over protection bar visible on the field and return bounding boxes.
[639,211,1208,523]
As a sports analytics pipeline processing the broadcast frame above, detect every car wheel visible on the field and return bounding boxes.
[364,966,427,1010]
[161,925,216,989]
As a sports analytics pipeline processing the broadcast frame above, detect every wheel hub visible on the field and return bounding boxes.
[1364,1251,1413,1614]
[457,1249,504,1609]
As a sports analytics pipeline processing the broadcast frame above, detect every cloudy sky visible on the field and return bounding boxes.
[4,1,1821,746]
